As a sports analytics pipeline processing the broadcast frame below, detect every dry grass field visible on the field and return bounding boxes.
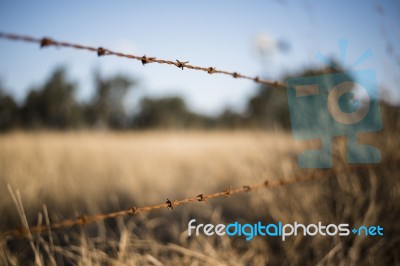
[0,130,399,265]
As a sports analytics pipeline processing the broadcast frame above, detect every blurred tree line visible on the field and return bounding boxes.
[0,65,398,131]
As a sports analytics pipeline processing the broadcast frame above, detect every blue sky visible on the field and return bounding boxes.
[0,0,399,115]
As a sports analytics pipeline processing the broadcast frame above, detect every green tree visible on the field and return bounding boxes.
[245,84,290,129]
[0,88,19,131]
[21,67,81,129]
[87,73,134,129]
[133,96,211,129]
[217,108,243,129]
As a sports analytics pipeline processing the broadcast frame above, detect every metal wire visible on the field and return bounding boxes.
[0,32,285,87]
[1,168,342,238]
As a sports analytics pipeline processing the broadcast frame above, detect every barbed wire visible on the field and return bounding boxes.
[0,31,381,240]
[0,32,285,87]
[1,167,348,238]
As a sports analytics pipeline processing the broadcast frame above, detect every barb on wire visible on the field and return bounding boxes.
[0,168,341,238]
[0,32,285,87]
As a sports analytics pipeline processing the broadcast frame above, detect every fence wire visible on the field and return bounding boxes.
[0,32,285,87]
[1,166,365,238]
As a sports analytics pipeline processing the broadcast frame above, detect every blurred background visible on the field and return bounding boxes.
[0,0,399,131]
[0,1,399,265]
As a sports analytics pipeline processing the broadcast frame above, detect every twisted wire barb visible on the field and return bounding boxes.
[1,168,339,238]
[0,32,285,87]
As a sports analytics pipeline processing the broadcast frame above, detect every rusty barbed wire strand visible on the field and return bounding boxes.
[1,163,382,238]
[0,32,285,87]
[0,166,362,238]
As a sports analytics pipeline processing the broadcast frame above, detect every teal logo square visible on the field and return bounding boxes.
[286,69,382,168]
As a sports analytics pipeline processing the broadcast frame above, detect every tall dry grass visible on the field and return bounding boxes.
[0,130,398,265]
